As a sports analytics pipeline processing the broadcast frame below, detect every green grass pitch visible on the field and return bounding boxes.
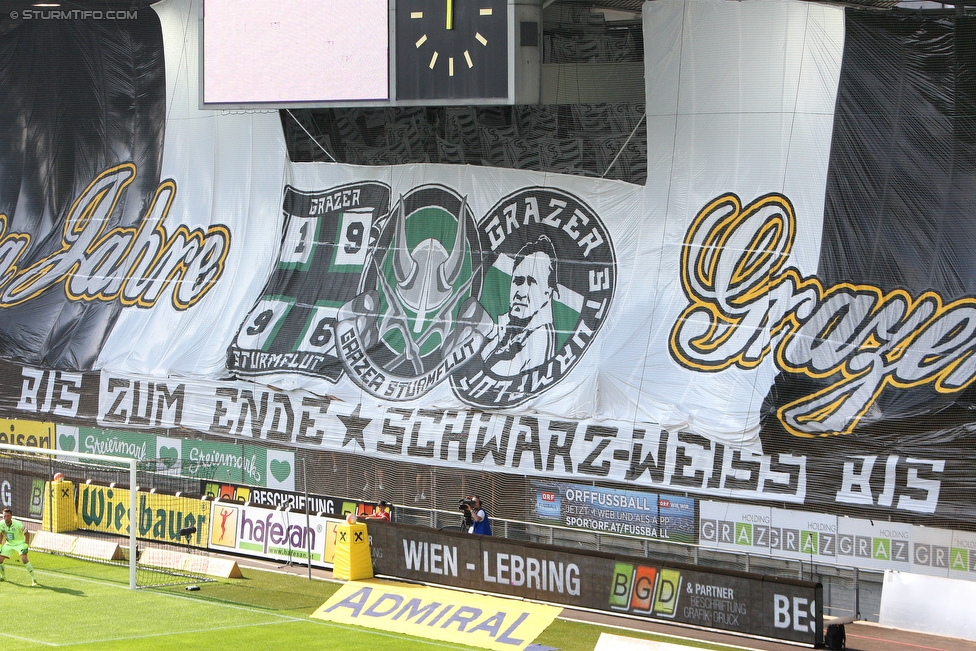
[0,553,742,650]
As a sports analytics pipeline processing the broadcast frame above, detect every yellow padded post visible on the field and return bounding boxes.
[333,521,373,581]
[42,480,77,533]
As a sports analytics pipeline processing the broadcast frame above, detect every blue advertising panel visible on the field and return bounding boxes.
[530,481,696,543]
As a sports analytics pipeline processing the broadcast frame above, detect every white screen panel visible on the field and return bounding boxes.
[203,0,389,104]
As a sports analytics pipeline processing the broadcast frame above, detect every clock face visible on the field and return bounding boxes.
[396,0,508,100]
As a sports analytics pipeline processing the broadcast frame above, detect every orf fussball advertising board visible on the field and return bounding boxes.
[367,522,822,645]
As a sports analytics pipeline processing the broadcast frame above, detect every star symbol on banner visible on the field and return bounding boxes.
[338,405,371,450]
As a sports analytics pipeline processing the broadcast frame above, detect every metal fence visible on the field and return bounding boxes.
[3,432,886,620]
[285,445,890,621]
[286,444,891,621]
[4,443,884,620]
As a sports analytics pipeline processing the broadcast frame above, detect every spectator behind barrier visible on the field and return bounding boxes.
[365,500,392,521]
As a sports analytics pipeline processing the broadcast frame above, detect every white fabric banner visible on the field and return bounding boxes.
[85,0,847,449]
[96,0,288,378]
[95,370,807,503]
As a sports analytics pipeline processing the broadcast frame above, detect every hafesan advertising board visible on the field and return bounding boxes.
[208,501,339,565]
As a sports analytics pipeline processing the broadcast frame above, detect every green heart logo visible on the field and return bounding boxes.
[159,446,179,469]
[58,434,76,451]
[270,459,291,483]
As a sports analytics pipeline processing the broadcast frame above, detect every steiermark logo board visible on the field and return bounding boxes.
[56,425,294,489]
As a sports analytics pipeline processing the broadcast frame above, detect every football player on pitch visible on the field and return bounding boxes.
[0,508,37,586]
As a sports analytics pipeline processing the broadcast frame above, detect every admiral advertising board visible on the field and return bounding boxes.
[367,521,822,645]
[313,579,563,651]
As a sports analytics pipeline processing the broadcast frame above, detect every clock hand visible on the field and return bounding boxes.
[446,0,453,30]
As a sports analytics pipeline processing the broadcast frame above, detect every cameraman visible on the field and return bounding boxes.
[462,496,492,536]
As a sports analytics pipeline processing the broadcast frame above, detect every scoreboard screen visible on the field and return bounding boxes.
[202,0,390,104]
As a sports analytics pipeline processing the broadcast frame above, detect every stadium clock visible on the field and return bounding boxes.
[396,0,509,100]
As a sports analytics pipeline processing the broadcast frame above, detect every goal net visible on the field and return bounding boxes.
[0,443,217,589]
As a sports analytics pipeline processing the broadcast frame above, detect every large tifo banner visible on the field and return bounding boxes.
[1,0,976,537]
[368,521,823,645]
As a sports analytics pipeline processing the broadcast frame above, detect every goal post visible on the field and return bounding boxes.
[0,443,138,589]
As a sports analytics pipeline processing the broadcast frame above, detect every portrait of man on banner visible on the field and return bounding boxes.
[483,235,559,376]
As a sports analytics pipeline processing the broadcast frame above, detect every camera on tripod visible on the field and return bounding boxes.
[458,498,476,511]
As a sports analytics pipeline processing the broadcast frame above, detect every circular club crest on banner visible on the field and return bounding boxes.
[451,187,616,408]
[336,185,487,401]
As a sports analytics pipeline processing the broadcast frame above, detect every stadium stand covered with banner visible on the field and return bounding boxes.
[1,0,976,611]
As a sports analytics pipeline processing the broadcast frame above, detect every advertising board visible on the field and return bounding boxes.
[208,501,341,566]
[201,481,362,517]
[700,499,976,581]
[699,502,840,562]
[0,418,54,449]
[0,469,46,519]
[367,521,822,645]
[75,484,210,547]
[530,481,695,543]
[313,578,562,651]
[58,425,295,490]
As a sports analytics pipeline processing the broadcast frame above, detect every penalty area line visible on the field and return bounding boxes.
[0,630,58,646]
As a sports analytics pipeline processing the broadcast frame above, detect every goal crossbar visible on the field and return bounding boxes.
[0,443,138,589]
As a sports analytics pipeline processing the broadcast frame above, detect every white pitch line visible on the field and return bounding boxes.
[31,569,306,621]
[69,620,288,648]
[0,630,57,646]
[29,570,473,651]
